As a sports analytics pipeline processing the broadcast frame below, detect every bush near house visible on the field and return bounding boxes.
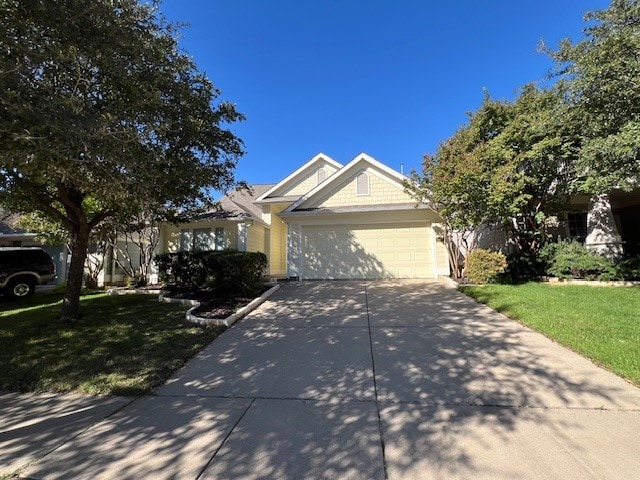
[465,248,507,284]
[504,251,546,280]
[155,251,268,296]
[540,241,617,281]
[615,257,640,281]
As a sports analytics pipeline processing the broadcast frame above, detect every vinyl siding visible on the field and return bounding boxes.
[302,169,414,209]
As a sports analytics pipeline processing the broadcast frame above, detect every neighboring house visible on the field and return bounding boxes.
[0,220,38,247]
[563,190,640,258]
[159,153,450,280]
[469,189,640,260]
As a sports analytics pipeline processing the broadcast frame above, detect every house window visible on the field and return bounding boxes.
[214,227,225,251]
[567,212,588,243]
[179,229,192,252]
[193,228,212,252]
[356,172,370,196]
[317,168,327,184]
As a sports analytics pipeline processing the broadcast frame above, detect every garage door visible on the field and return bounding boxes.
[301,223,433,279]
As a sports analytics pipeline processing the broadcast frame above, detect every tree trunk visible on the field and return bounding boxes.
[60,221,90,322]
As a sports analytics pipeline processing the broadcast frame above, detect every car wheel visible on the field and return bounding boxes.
[8,278,36,299]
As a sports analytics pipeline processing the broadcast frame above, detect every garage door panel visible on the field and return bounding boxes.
[302,223,433,279]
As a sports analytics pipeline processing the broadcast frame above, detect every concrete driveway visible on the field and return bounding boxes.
[6,280,640,479]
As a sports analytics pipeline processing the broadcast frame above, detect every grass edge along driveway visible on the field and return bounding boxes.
[0,293,225,395]
[461,282,640,386]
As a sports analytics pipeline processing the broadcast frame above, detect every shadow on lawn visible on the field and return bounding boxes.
[0,294,223,396]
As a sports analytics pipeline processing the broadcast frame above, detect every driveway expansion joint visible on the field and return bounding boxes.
[196,398,256,480]
[364,281,389,480]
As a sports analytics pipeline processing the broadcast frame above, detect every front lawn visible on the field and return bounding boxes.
[460,283,640,386]
[0,292,225,395]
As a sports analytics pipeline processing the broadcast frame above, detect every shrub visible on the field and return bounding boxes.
[540,241,616,280]
[155,251,208,287]
[504,251,545,280]
[154,250,268,295]
[614,256,640,281]
[465,248,507,284]
[201,251,268,295]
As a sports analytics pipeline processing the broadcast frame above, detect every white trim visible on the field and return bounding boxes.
[254,153,342,203]
[297,223,302,280]
[430,222,438,278]
[283,153,409,213]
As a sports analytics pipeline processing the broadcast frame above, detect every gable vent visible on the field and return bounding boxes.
[356,172,370,196]
[317,167,327,184]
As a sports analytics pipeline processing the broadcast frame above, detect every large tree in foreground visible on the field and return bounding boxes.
[0,0,244,320]
[548,0,640,192]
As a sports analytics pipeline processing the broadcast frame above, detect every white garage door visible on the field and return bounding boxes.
[301,223,433,279]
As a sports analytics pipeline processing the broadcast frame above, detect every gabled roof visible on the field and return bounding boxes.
[283,152,408,213]
[254,153,342,203]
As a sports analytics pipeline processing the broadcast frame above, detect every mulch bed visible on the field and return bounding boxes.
[162,286,270,319]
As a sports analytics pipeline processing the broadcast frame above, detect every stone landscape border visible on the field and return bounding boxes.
[109,283,281,327]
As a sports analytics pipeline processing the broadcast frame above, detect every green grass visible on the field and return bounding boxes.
[460,282,640,386]
[0,293,225,395]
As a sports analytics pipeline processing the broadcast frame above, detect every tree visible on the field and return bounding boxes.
[406,126,493,278]
[0,1,244,320]
[548,0,640,192]
[408,86,579,275]
[481,84,579,254]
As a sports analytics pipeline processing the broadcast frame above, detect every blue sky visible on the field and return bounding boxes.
[160,0,610,188]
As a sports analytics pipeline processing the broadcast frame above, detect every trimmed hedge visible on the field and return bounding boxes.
[465,248,507,284]
[155,250,268,295]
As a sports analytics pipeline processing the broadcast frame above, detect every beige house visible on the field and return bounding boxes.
[159,153,450,280]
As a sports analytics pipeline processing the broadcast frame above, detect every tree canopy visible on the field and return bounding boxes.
[408,1,639,276]
[0,0,244,319]
[549,0,640,192]
[407,84,579,274]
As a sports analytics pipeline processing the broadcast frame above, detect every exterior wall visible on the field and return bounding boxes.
[586,193,624,259]
[281,163,339,197]
[160,220,239,253]
[302,169,414,209]
[261,205,272,225]
[42,245,69,284]
[432,223,450,276]
[246,224,266,253]
[269,210,288,277]
[98,239,143,286]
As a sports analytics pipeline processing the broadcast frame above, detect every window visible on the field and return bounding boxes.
[316,167,327,184]
[567,212,588,243]
[214,227,225,251]
[179,229,192,252]
[356,172,370,196]
[193,228,212,252]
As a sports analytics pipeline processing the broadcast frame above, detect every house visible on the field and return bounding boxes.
[158,153,451,280]
[564,191,640,258]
